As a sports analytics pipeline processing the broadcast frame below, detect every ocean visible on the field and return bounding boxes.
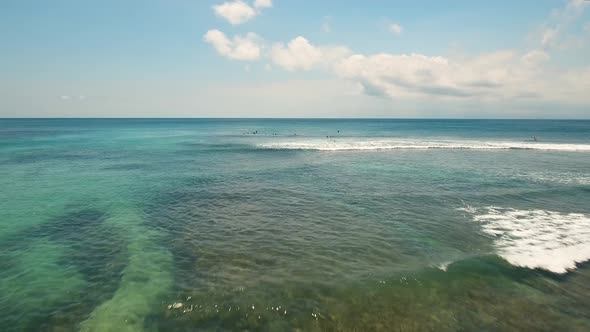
[1,118,589,331]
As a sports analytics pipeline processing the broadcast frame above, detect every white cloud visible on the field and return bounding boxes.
[203,29,262,61]
[389,23,403,35]
[539,0,589,48]
[271,37,322,71]
[202,0,590,108]
[521,49,550,67]
[334,50,590,104]
[60,95,86,100]
[203,28,590,105]
[213,1,256,25]
[270,36,351,71]
[213,0,272,25]
[336,53,477,99]
[569,0,589,10]
[258,0,589,105]
[253,0,272,10]
[541,27,558,47]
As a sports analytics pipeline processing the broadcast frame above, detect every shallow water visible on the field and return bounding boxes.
[1,119,590,331]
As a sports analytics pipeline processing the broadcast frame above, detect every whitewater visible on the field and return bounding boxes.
[257,138,590,152]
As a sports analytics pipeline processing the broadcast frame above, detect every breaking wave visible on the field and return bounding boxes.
[257,139,590,152]
[460,206,590,274]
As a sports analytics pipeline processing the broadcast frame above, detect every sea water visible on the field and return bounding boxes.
[1,119,590,331]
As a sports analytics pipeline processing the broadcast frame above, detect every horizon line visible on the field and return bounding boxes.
[2,117,590,121]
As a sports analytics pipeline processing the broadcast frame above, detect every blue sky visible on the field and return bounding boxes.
[1,0,589,118]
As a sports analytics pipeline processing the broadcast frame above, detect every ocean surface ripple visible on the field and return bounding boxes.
[1,119,590,331]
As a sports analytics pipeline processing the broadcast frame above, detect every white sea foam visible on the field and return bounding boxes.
[517,172,590,185]
[257,139,590,152]
[435,261,453,272]
[462,206,590,274]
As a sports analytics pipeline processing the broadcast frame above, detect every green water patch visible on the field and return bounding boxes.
[0,172,175,331]
[0,240,86,331]
[80,208,173,332]
[0,207,129,331]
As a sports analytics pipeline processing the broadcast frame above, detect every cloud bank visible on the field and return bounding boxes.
[205,0,590,107]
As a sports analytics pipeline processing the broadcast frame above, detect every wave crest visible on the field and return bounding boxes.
[461,206,590,274]
[257,139,590,152]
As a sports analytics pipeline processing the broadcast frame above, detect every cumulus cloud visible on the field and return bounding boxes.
[271,37,322,71]
[253,0,272,10]
[203,29,262,61]
[270,37,351,71]
[213,1,256,25]
[389,23,403,35]
[204,0,590,106]
[336,51,534,99]
[213,0,272,25]
[336,53,485,99]
[333,49,590,104]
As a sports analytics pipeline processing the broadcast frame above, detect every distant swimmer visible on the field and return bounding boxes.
[533,136,538,142]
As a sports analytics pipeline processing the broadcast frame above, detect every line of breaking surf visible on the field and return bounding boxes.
[256,139,590,152]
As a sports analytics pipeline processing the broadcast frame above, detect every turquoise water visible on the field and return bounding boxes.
[1,119,590,331]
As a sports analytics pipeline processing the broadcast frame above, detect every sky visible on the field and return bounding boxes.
[1,0,589,118]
